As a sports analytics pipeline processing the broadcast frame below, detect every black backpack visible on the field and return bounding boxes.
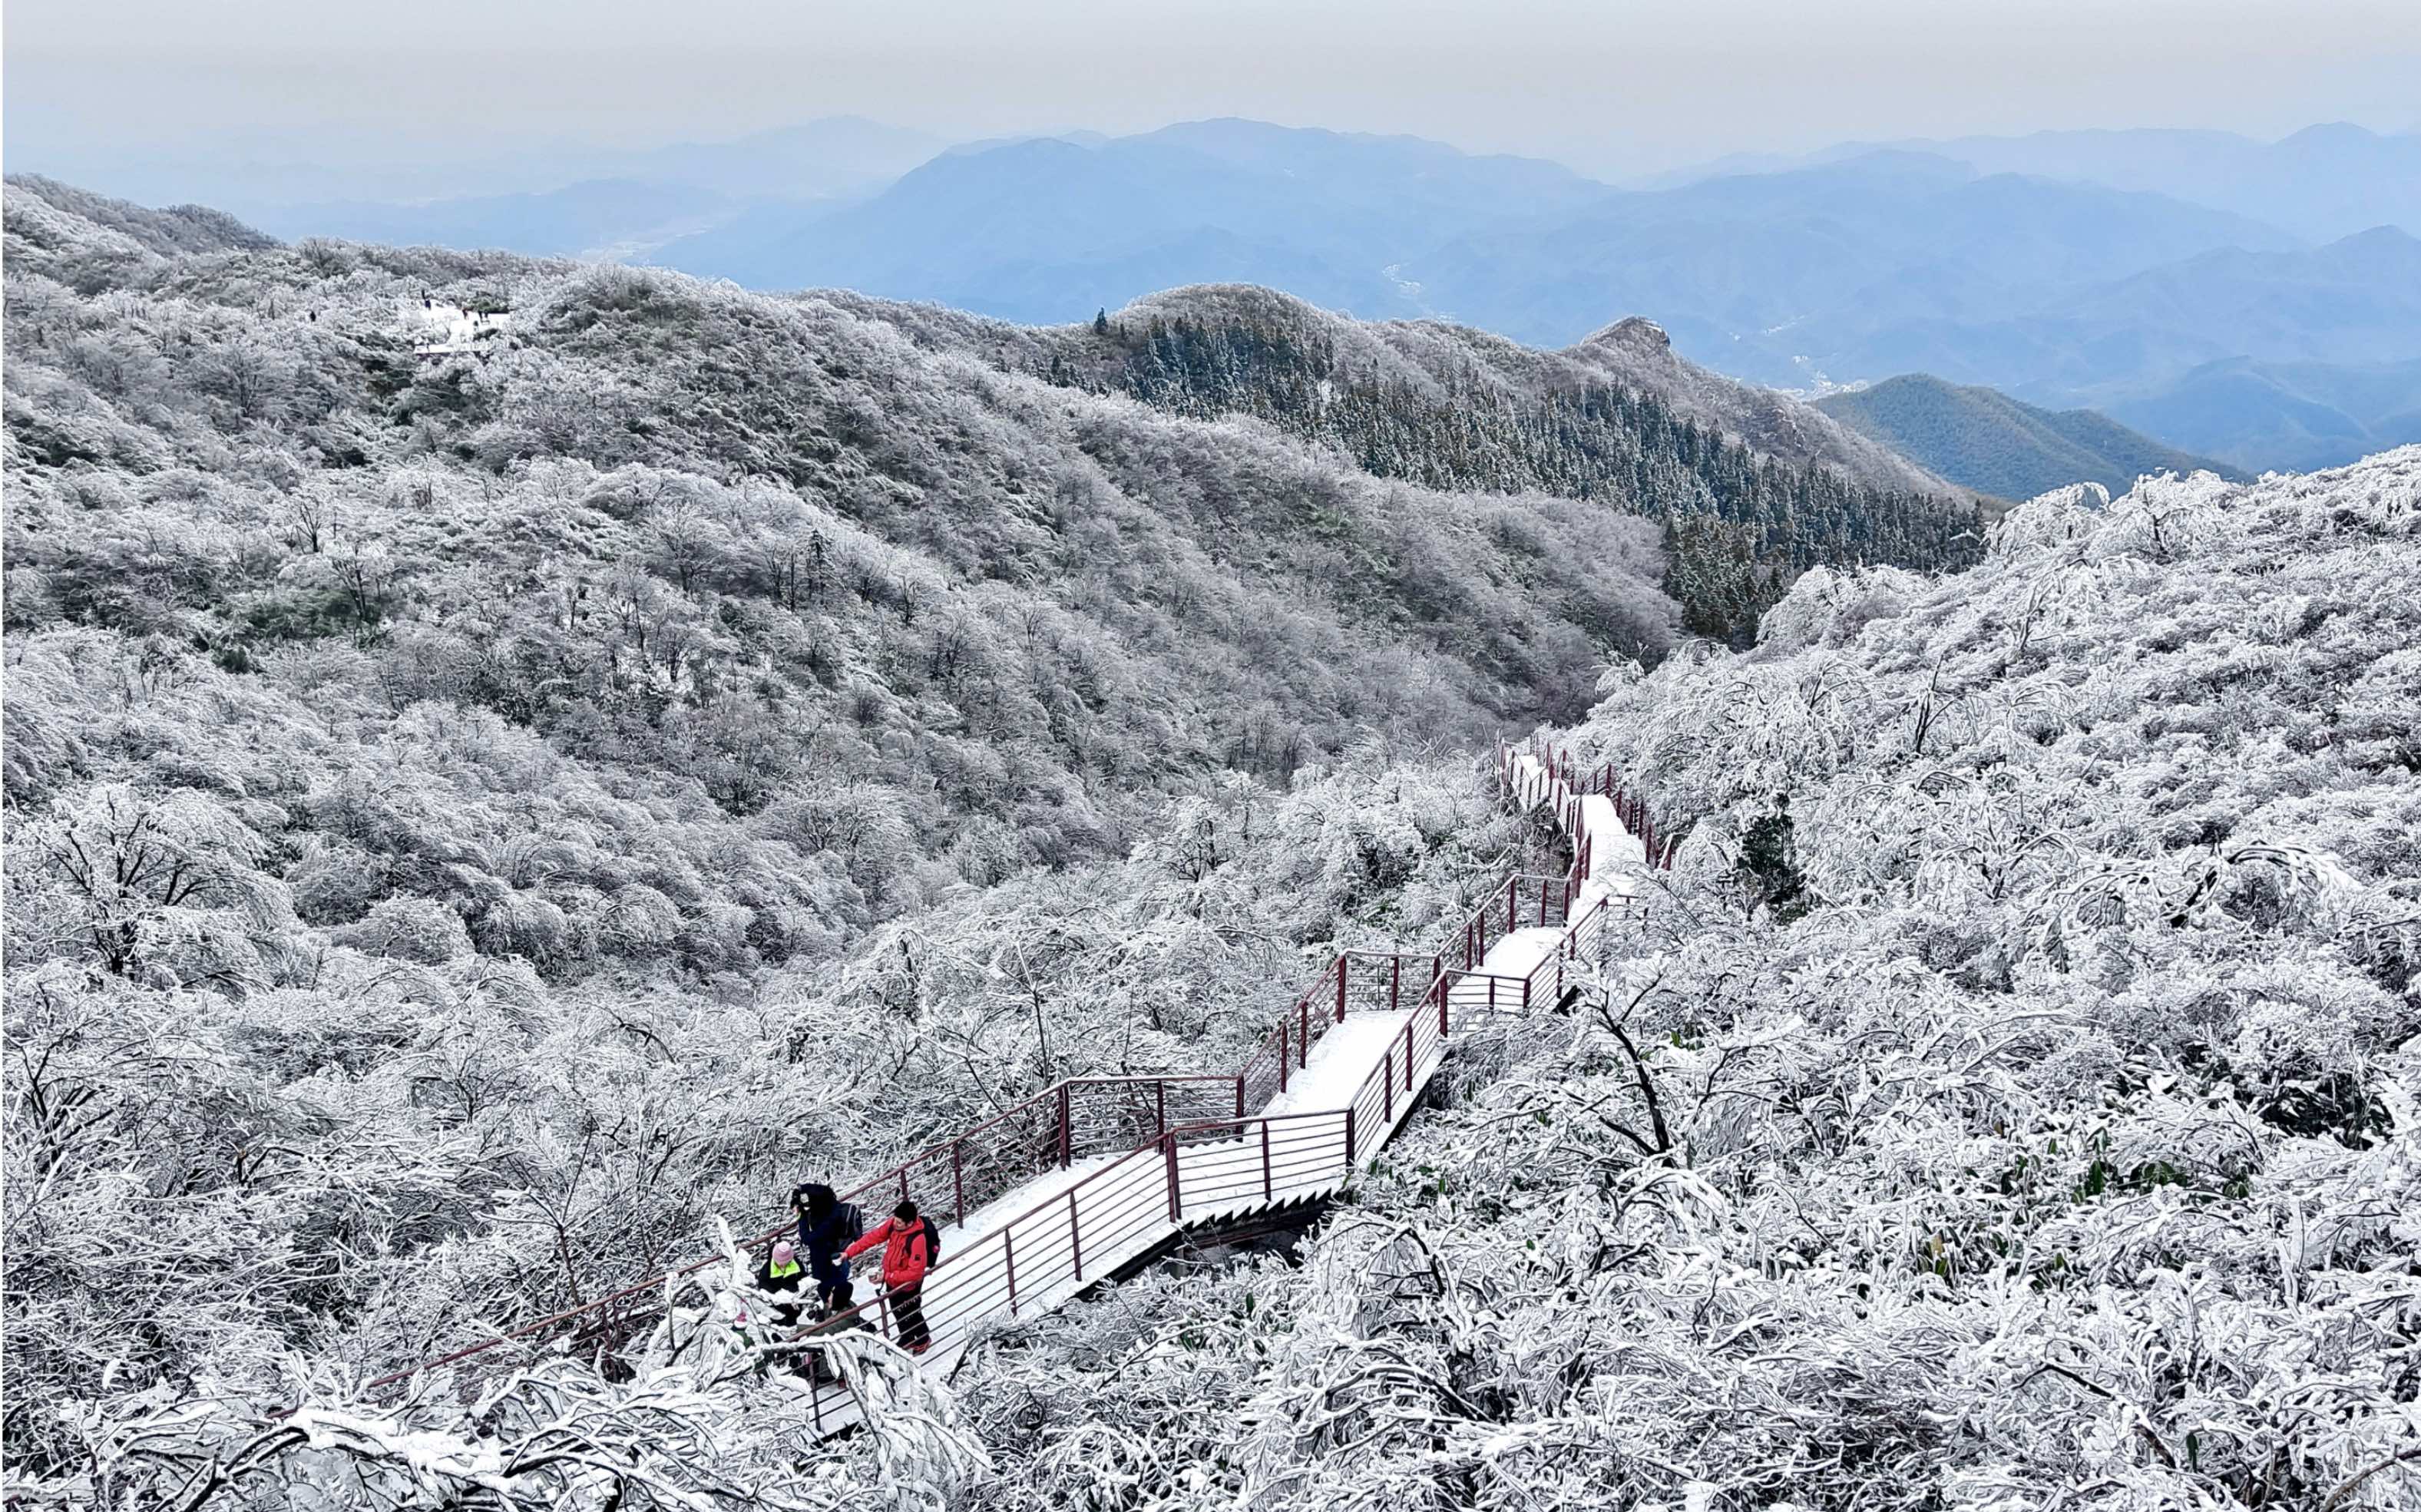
[918,1216,942,1269]
[833,1202,865,1247]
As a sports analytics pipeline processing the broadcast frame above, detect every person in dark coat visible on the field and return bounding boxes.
[791,1182,857,1314]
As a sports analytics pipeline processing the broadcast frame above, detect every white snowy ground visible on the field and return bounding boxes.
[1446,925,1564,1015]
[1579,792,1646,882]
[1554,768,1652,921]
[942,1152,1122,1253]
[405,300,512,355]
[1262,1010,1417,1117]
[1447,755,1652,1018]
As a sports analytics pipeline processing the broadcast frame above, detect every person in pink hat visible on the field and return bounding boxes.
[754,1239,809,1329]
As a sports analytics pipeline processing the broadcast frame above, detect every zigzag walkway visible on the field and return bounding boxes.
[369,740,1672,1435]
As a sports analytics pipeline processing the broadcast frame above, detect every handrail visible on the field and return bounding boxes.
[798,1118,1181,1342]
[787,1103,1378,1412]
[360,738,1665,1404]
[860,1074,1219,1188]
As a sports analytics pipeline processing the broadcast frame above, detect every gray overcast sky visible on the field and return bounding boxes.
[8,0,2419,181]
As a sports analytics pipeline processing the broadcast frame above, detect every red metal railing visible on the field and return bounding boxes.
[361,738,1665,1405]
[1507,735,1683,872]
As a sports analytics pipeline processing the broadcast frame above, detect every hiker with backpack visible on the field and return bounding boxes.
[844,1200,941,1355]
[791,1182,863,1316]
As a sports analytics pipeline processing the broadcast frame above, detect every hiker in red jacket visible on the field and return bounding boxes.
[844,1199,938,1354]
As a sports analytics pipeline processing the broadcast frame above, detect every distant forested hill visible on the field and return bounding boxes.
[1816,373,2241,498]
[638,120,2419,473]
[5,170,276,257]
[969,286,1979,647]
[1,177,1978,996]
[62,118,2413,474]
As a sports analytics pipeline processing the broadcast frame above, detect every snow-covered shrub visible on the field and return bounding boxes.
[1756,562,1928,653]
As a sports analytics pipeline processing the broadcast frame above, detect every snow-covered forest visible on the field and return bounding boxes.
[5,174,2419,1510]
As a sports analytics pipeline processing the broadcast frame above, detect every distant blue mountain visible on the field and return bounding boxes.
[1815,373,2242,499]
[1645,124,2421,242]
[2085,356,2421,473]
[1404,155,2308,377]
[600,117,944,200]
[1858,124,2420,243]
[656,117,1610,319]
[156,117,946,261]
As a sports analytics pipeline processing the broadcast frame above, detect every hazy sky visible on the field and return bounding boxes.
[9,0,2419,187]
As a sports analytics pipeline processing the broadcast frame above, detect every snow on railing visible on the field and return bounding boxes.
[362,739,1665,1408]
[1507,733,1682,872]
[1234,951,1435,1114]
